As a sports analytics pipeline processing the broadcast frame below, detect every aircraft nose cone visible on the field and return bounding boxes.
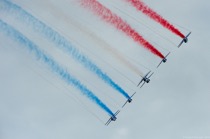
[163,58,167,63]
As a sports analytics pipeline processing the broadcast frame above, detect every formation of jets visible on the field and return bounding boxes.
[105,32,191,126]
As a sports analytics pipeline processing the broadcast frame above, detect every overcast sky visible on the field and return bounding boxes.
[0,0,210,139]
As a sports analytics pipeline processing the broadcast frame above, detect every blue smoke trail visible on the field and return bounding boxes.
[0,0,130,99]
[0,19,115,117]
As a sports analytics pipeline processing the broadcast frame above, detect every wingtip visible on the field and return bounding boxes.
[178,41,183,48]
[137,79,143,87]
[166,52,171,57]
[140,81,146,88]
[157,60,162,68]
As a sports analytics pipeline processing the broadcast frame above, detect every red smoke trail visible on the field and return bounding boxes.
[80,0,164,59]
[127,0,185,38]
